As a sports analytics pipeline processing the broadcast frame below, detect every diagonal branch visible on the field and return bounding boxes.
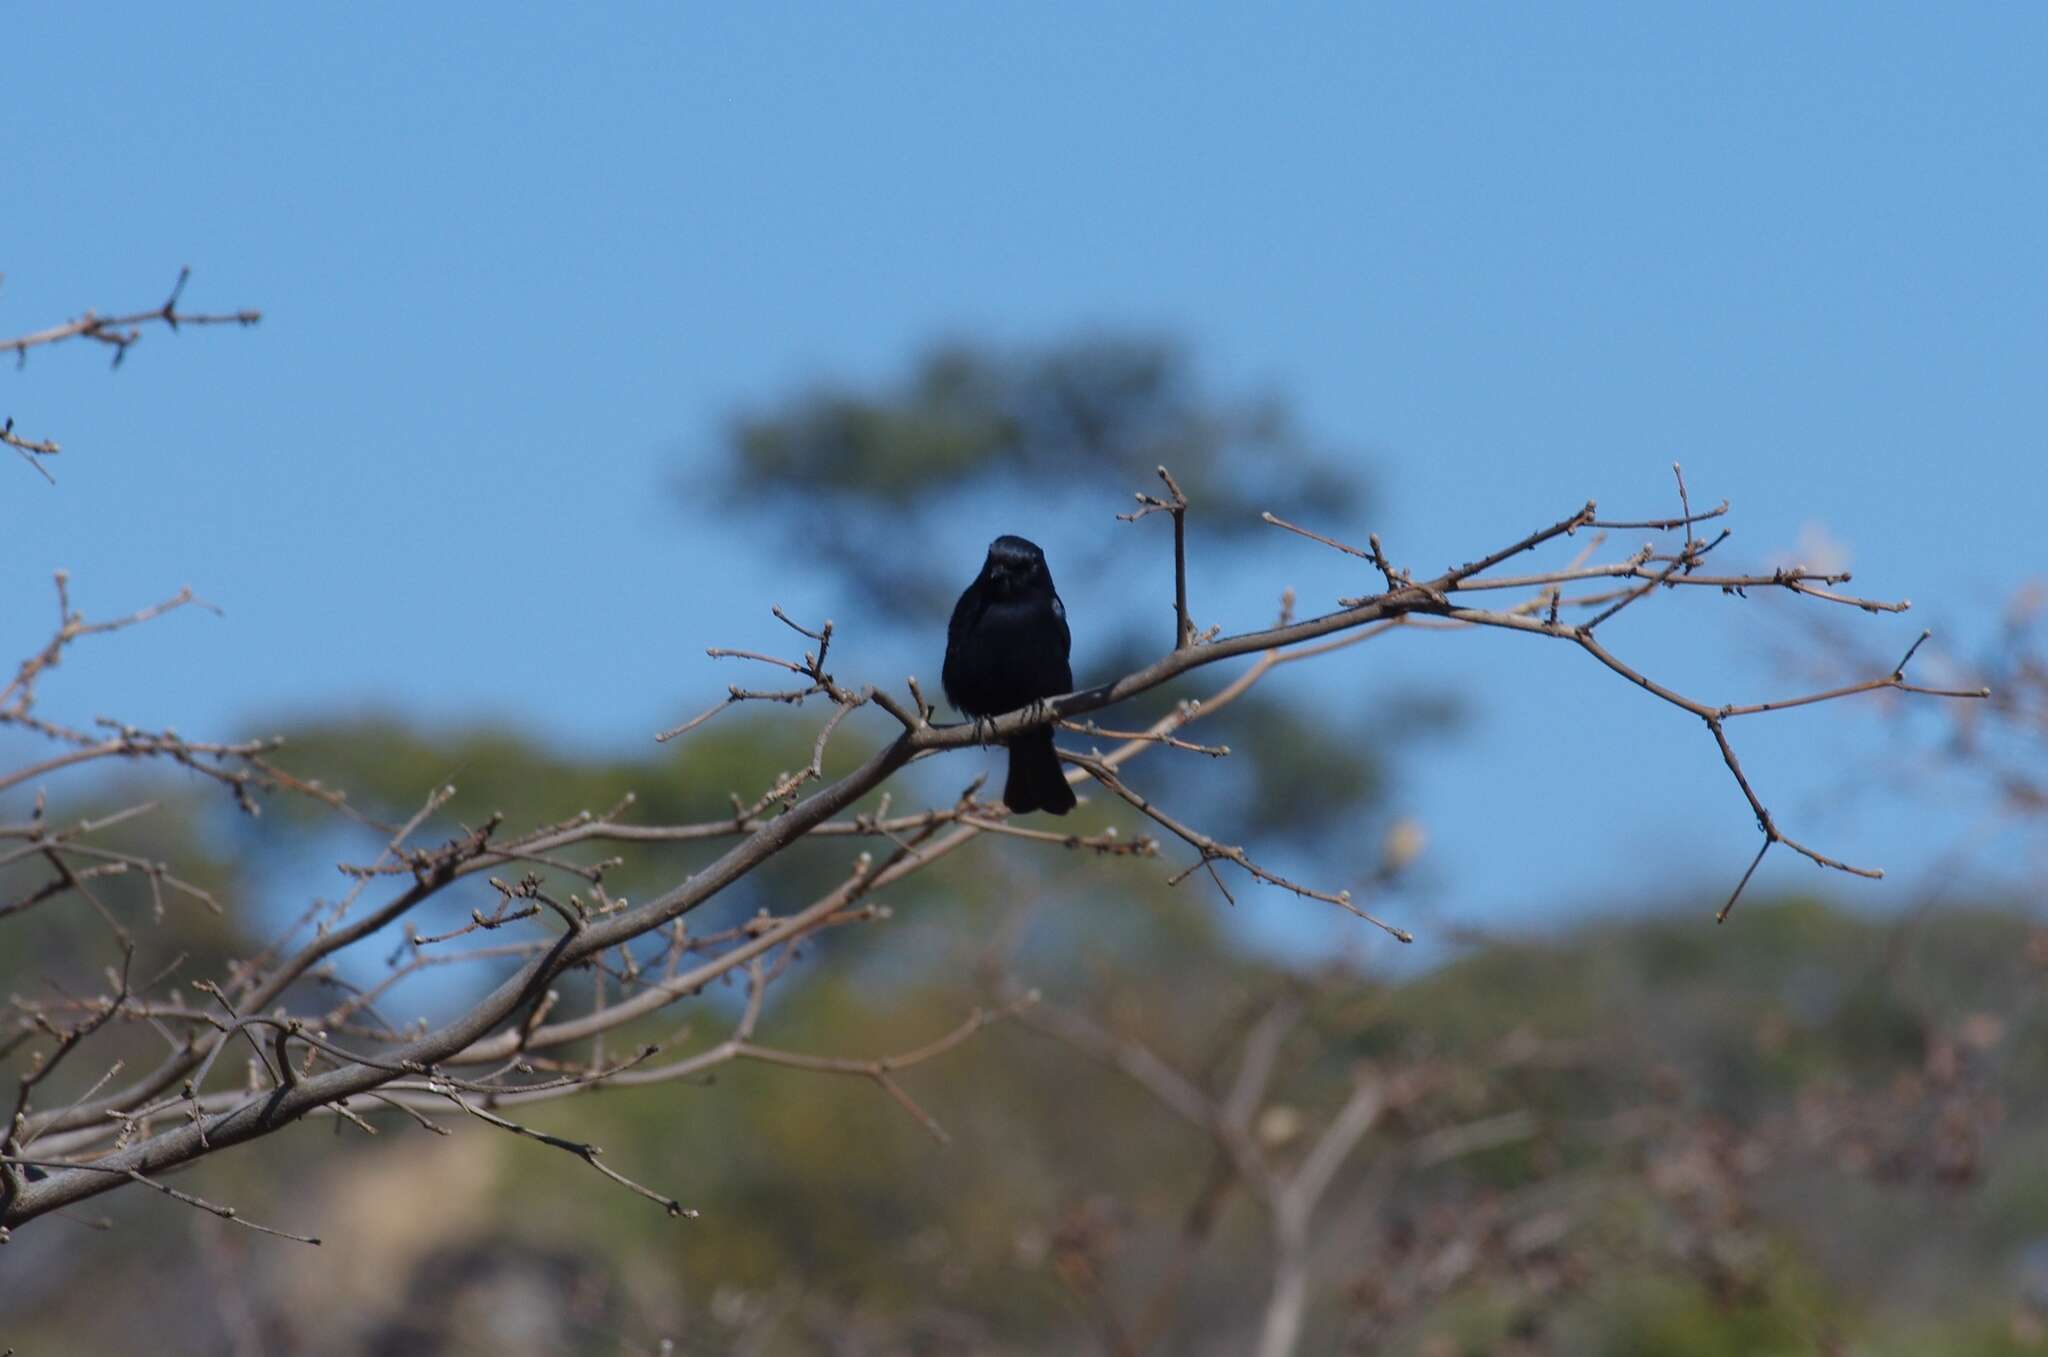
[3,477,1987,1229]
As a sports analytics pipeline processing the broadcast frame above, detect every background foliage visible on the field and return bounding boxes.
[5,336,2044,1354]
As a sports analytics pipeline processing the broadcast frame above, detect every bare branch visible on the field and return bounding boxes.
[1067,752,1412,943]
[3,471,1985,1234]
[4,270,260,480]
[0,268,261,366]
[430,1084,696,1219]
[1122,466,1194,649]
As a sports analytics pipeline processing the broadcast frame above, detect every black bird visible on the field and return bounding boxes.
[943,535,1077,815]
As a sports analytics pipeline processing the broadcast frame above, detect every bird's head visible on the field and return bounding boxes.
[979,534,1055,600]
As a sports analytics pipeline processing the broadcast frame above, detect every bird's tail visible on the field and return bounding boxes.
[1004,726,1076,816]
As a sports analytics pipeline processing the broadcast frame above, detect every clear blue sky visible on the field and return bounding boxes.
[5,5,2042,953]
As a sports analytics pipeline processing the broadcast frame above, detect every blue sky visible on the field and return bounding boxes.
[4,5,2042,953]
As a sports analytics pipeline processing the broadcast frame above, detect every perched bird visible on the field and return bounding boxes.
[942,535,1077,815]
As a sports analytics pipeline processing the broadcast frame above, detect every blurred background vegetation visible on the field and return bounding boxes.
[5,333,2045,1357]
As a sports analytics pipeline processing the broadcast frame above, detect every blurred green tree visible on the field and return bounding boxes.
[715,334,1363,623]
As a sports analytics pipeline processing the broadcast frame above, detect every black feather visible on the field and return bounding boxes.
[941,535,1077,815]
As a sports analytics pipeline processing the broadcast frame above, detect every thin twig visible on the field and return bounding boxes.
[431,1084,696,1218]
